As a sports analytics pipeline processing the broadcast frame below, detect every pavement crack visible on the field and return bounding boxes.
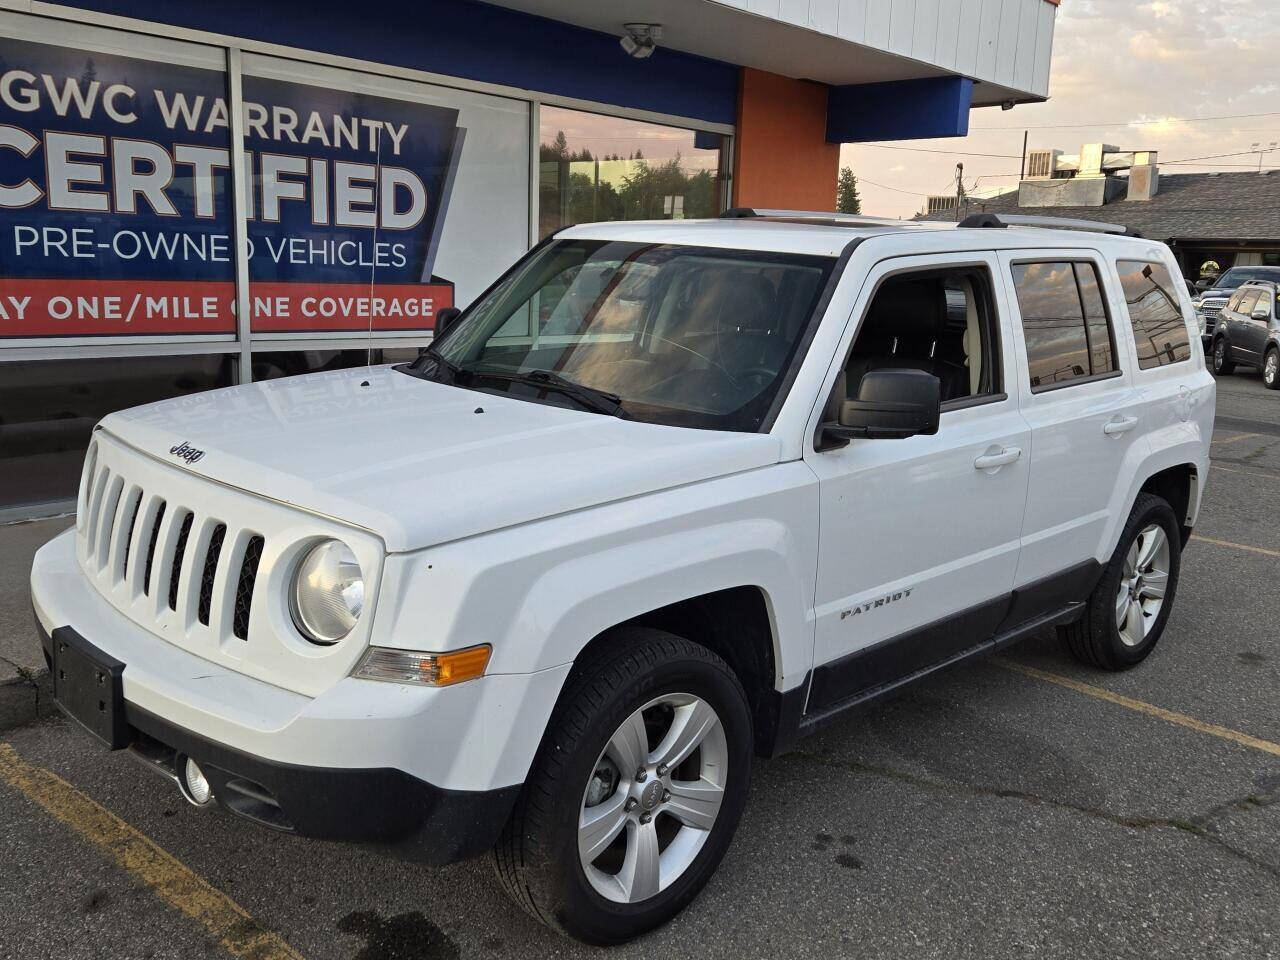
[792,751,1280,881]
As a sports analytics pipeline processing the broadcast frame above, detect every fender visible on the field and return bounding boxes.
[1100,409,1212,561]
[371,461,820,687]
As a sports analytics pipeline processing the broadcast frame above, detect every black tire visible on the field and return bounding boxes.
[1264,346,1279,390]
[493,627,753,944]
[1212,337,1236,376]
[1058,493,1182,670]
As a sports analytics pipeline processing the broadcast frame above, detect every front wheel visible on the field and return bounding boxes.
[493,628,752,944]
[1264,346,1279,390]
[1212,337,1236,376]
[1059,493,1182,670]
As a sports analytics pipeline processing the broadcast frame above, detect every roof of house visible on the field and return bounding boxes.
[918,171,1280,242]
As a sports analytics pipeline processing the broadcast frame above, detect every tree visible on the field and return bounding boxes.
[836,166,861,214]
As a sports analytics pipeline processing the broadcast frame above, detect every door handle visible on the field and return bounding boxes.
[1103,415,1139,436]
[974,446,1022,470]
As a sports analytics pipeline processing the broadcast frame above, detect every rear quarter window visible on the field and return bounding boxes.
[1116,260,1192,370]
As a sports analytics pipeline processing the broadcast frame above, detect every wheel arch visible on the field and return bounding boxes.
[573,586,796,758]
[1137,462,1200,546]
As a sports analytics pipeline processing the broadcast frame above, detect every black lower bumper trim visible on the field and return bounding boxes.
[36,620,518,865]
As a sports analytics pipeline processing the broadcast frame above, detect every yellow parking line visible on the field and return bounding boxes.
[0,743,304,960]
[995,660,1280,759]
[1191,534,1280,559]
[1210,432,1260,445]
[1210,464,1280,483]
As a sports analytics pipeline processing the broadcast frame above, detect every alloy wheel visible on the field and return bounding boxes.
[1115,524,1171,648]
[578,693,728,904]
[1266,351,1278,386]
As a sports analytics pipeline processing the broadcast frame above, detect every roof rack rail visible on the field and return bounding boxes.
[957,212,1142,238]
[720,208,906,226]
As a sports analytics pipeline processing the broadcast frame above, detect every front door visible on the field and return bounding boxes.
[804,253,1030,713]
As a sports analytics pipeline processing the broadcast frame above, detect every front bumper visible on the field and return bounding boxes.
[31,528,570,863]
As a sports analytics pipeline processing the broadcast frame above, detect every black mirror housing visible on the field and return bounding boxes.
[435,306,462,340]
[822,368,941,444]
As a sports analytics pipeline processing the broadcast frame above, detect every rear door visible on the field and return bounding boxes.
[1001,251,1144,610]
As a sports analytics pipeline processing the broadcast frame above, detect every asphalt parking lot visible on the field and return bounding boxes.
[2,372,1278,960]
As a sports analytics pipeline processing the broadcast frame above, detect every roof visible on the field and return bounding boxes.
[557,215,1167,259]
[556,218,952,257]
[919,171,1280,242]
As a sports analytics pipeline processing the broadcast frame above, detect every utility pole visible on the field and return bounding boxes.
[1252,141,1278,172]
[955,162,965,220]
[1020,130,1029,180]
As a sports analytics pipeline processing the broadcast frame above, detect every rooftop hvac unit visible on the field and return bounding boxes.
[1025,149,1064,180]
[926,195,958,214]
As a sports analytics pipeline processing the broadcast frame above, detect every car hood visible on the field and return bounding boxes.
[99,365,783,552]
[1198,287,1233,300]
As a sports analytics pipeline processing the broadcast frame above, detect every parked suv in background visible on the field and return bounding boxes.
[1195,265,1280,350]
[1211,280,1280,388]
[31,211,1214,944]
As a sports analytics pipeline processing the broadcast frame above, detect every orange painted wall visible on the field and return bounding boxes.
[733,68,840,211]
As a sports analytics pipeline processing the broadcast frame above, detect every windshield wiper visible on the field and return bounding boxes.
[466,368,626,417]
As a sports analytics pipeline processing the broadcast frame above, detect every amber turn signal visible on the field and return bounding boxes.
[353,644,491,686]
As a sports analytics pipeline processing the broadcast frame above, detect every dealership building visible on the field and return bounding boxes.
[0,0,1059,517]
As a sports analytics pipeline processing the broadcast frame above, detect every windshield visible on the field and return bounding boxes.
[409,239,836,431]
[1219,267,1280,289]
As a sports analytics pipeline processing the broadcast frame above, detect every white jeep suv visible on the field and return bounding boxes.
[31,210,1214,943]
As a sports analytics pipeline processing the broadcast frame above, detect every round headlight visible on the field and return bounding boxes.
[290,539,364,644]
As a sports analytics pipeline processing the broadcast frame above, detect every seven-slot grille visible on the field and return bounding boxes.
[79,441,265,643]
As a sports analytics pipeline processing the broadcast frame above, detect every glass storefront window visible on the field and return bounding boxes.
[538,106,728,239]
[0,355,235,511]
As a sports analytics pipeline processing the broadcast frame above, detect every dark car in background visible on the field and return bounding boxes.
[1194,266,1280,349]
[1210,280,1280,389]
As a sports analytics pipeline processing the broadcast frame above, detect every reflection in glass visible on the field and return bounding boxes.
[421,239,834,432]
[538,106,727,239]
[1116,261,1191,370]
[0,355,234,510]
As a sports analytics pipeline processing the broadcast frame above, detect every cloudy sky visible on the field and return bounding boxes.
[840,0,1280,218]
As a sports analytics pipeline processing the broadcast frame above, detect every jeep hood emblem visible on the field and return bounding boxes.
[169,441,205,465]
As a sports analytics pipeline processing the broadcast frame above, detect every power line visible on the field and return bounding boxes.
[971,111,1280,131]
[856,176,932,197]
[849,143,1022,159]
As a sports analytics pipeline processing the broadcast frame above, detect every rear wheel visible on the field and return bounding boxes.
[1264,346,1279,390]
[1059,493,1181,670]
[1212,337,1236,375]
[493,628,752,944]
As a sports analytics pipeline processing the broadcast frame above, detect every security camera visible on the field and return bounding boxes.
[621,23,661,59]
[1001,100,1015,111]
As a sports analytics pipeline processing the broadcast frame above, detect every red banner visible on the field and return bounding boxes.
[0,279,451,338]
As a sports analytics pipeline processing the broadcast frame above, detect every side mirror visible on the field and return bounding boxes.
[1252,305,1271,321]
[821,368,940,445]
[435,306,462,340]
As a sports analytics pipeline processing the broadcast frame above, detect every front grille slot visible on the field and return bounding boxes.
[96,475,126,571]
[168,513,194,611]
[198,524,227,626]
[119,488,144,580]
[233,535,265,640]
[85,466,110,553]
[142,501,167,597]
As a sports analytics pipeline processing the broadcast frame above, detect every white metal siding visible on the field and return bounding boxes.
[713,0,1056,98]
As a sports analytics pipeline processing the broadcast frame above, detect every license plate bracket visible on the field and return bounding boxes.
[50,627,128,749]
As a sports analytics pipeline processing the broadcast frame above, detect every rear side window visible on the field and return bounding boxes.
[1011,261,1118,391]
[1116,260,1192,369]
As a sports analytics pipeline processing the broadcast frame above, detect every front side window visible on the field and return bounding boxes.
[840,267,1001,408]
[1235,290,1260,316]
[1011,261,1118,390]
[1116,260,1192,370]
[408,240,836,431]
